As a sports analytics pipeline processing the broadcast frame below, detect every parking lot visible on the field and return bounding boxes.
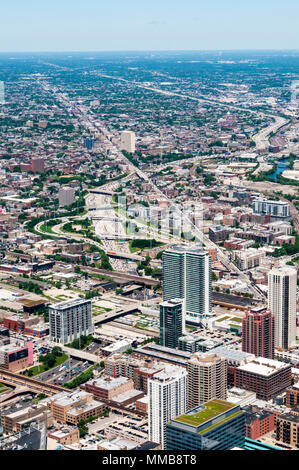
[87,411,148,442]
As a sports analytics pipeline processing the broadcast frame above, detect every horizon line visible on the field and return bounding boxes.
[0,48,299,54]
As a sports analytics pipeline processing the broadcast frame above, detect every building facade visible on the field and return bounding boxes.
[49,299,93,345]
[58,186,76,207]
[159,298,184,349]
[166,399,245,450]
[268,266,297,350]
[234,358,292,401]
[0,342,33,372]
[252,199,290,218]
[275,414,299,448]
[242,307,274,359]
[187,353,227,409]
[120,131,136,153]
[162,245,212,323]
[148,365,187,449]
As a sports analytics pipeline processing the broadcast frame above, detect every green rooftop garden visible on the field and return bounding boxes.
[174,400,235,427]
[199,410,243,435]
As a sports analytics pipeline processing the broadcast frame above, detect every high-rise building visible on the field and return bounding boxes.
[275,414,299,448]
[84,138,95,150]
[49,299,93,345]
[187,353,227,409]
[252,199,290,218]
[159,298,184,349]
[148,365,187,449]
[120,131,136,153]
[268,265,297,350]
[166,399,245,450]
[234,357,292,401]
[58,186,76,207]
[31,157,45,174]
[242,306,275,359]
[0,341,33,372]
[162,245,212,323]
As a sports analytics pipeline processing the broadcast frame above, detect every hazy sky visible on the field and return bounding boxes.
[1,0,298,52]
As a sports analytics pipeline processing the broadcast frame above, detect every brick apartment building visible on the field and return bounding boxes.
[47,391,105,425]
[82,376,133,401]
[242,307,274,359]
[244,407,275,439]
[234,358,292,401]
[286,383,299,408]
[276,414,299,449]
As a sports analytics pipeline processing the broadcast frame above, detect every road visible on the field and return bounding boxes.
[97,73,288,153]
[38,80,266,301]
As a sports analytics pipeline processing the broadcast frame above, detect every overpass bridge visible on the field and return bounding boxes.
[0,386,35,405]
[53,345,102,363]
[106,251,145,262]
[89,189,115,196]
[84,267,159,287]
[93,305,139,325]
[0,369,66,400]
[87,206,115,211]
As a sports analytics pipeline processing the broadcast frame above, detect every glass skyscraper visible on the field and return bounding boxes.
[162,245,212,324]
[166,399,245,450]
[160,298,184,349]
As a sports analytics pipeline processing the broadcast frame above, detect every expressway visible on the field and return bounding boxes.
[38,80,266,301]
[0,368,66,396]
[97,73,288,153]
[83,266,159,287]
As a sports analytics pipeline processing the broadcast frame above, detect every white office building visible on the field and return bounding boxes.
[120,131,136,153]
[148,365,187,449]
[162,245,212,324]
[268,266,297,350]
[252,199,290,218]
[49,299,93,345]
[58,186,76,207]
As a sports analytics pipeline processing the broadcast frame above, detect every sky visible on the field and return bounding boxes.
[0,0,298,52]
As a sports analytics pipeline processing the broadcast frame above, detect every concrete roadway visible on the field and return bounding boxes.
[39,79,266,301]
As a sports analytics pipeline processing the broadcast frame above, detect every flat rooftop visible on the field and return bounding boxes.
[212,346,255,365]
[165,245,208,254]
[86,375,130,390]
[112,389,143,404]
[160,298,183,308]
[49,298,91,310]
[174,399,236,427]
[238,357,290,376]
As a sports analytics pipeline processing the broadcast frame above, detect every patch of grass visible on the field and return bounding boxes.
[0,383,10,394]
[199,411,243,435]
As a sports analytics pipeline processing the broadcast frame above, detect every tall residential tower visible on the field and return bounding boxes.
[49,299,93,345]
[120,131,136,153]
[187,353,227,409]
[242,307,275,359]
[162,245,212,324]
[148,365,187,449]
[268,266,297,350]
[160,298,184,349]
